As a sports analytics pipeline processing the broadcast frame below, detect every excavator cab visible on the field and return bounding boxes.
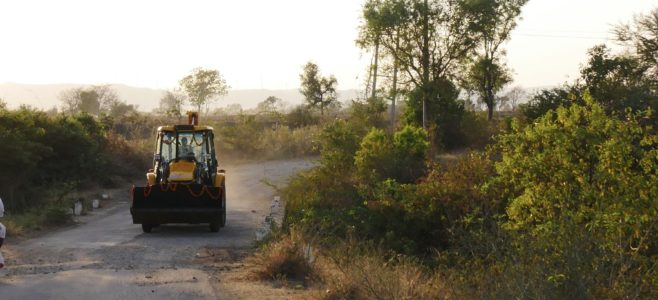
[153,129,216,185]
[131,113,226,233]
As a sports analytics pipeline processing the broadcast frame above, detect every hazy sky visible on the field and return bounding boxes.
[0,0,656,91]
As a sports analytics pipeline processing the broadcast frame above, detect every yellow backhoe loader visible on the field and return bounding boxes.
[131,112,226,233]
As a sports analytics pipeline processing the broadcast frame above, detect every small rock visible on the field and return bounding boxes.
[193,276,197,280]
[251,210,256,213]
[145,275,152,279]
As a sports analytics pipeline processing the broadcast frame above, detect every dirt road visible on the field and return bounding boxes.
[0,159,314,300]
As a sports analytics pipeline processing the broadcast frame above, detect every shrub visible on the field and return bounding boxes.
[253,234,315,282]
[355,125,428,184]
[492,97,658,297]
[41,205,72,226]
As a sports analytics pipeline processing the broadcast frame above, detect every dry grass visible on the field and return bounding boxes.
[2,218,25,237]
[318,245,457,300]
[252,234,315,284]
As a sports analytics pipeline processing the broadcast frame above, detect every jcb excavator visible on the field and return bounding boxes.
[131,112,226,233]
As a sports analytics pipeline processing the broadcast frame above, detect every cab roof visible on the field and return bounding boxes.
[158,125,214,132]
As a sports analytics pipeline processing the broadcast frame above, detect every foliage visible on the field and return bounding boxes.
[157,89,186,118]
[520,85,583,121]
[463,57,512,120]
[59,85,135,117]
[463,0,527,120]
[497,85,527,111]
[403,79,465,149]
[498,97,658,256]
[179,67,229,113]
[299,62,338,116]
[347,97,388,134]
[257,96,284,115]
[355,125,428,184]
[615,7,658,80]
[0,107,147,213]
[581,44,658,115]
[215,114,320,160]
[359,0,476,134]
[286,104,318,128]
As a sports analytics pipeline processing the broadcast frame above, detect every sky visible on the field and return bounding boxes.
[0,0,656,91]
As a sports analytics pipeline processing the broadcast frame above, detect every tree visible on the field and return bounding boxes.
[358,0,407,132]
[580,45,657,115]
[58,85,121,116]
[463,57,511,119]
[520,85,583,121]
[299,62,338,116]
[257,96,283,115]
[499,85,526,111]
[158,89,186,118]
[179,67,229,113]
[213,103,243,116]
[286,105,317,128]
[359,0,489,150]
[615,7,658,81]
[464,0,528,120]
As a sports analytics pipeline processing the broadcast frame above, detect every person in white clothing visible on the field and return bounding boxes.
[0,197,5,268]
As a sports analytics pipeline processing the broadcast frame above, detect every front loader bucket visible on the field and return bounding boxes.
[131,184,225,225]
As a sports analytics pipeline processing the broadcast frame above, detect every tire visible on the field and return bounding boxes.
[220,186,227,227]
[142,223,153,233]
[209,222,220,232]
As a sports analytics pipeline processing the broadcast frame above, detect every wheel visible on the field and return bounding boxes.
[209,222,220,232]
[142,223,153,233]
[220,186,227,227]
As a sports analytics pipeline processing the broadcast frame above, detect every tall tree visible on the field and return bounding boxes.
[358,0,406,132]
[179,68,229,113]
[360,0,476,133]
[465,0,528,120]
[299,62,338,116]
[158,89,186,119]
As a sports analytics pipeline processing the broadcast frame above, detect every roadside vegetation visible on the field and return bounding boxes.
[254,3,658,299]
[1,1,656,298]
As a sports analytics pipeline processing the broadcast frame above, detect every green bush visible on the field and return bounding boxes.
[41,205,72,226]
[491,97,658,297]
[355,125,428,184]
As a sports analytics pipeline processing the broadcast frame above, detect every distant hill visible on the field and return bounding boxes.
[0,83,361,112]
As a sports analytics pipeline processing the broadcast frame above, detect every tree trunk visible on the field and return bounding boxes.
[421,0,430,130]
[371,36,380,101]
[390,34,399,134]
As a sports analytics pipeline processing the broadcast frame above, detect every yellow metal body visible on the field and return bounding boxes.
[158,125,214,132]
[214,172,225,187]
[146,172,156,186]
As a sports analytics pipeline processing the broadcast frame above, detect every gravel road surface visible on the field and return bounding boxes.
[0,159,314,300]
